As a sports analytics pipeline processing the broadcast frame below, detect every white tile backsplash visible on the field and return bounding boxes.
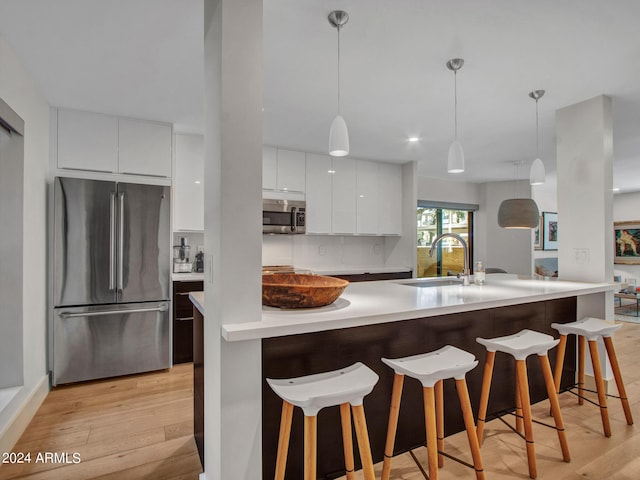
[262,234,386,268]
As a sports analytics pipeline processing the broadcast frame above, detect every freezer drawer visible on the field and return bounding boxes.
[52,302,170,385]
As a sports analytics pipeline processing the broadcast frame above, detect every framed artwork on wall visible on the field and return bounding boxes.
[614,221,640,264]
[534,215,543,250]
[543,212,558,250]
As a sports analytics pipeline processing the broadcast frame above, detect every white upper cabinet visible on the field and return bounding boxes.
[356,160,379,234]
[262,147,305,194]
[173,134,204,231]
[276,149,305,192]
[379,162,402,235]
[57,109,118,172]
[118,119,172,177]
[56,108,173,178]
[305,153,333,234]
[262,146,277,190]
[331,157,357,234]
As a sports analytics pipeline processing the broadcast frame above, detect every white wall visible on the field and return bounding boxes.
[418,176,480,205]
[477,180,533,274]
[613,191,640,282]
[0,34,50,450]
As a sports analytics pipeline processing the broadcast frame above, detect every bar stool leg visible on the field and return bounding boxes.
[339,403,356,480]
[455,378,486,480]
[578,336,586,405]
[423,386,439,480]
[351,404,376,480]
[304,415,317,480]
[603,336,634,425]
[381,373,404,480]
[553,334,568,394]
[274,401,294,480]
[476,351,496,445]
[435,379,445,468]
[516,360,537,479]
[538,355,571,462]
[588,339,612,437]
[515,378,524,434]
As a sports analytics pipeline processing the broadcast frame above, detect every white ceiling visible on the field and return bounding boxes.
[1,0,640,192]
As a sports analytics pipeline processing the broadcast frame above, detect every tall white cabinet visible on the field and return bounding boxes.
[305,154,333,234]
[173,134,204,231]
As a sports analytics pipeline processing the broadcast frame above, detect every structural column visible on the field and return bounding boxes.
[204,0,264,478]
[556,95,614,378]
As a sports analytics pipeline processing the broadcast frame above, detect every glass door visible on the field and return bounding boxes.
[417,207,473,278]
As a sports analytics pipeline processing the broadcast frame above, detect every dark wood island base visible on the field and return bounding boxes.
[262,297,577,479]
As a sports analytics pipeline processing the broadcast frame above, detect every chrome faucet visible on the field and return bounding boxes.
[429,232,470,286]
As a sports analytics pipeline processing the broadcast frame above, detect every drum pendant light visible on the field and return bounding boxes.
[529,90,546,185]
[328,10,349,157]
[446,58,465,173]
[497,162,540,229]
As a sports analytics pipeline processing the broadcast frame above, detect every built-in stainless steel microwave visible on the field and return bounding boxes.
[263,199,305,234]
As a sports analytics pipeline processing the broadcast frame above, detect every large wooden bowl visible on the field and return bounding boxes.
[262,273,349,308]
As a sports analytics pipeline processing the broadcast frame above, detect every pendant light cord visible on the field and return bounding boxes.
[337,25,341,115]
[454,70,458,140]
[535,98,539,159]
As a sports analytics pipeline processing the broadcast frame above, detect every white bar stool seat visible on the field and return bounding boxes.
[267,362,378,480]
[381,346,485,480]
[476,329,570,479]
[551,318,633,437]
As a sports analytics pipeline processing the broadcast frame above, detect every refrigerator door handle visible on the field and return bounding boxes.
[118,191,125,291]
[59,305,168,318]
[109,192,116,290]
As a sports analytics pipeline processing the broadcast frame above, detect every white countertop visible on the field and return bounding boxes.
[189,291,204,315]
[172,272,205,281]
[221,274,617,342]
[294,265,412,275]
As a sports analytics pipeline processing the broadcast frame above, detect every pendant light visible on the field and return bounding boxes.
[328,10,349,157]
[497,162,540,229]
[446,58,465,173]
[529,90,546,185]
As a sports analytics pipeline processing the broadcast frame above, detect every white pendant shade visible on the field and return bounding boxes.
[447,139,465,173]
[529,157,545,185]
[497,198,540,229]
[329,114,349,157]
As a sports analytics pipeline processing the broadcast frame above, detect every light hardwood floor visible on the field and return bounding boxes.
[2,321,638,480]
[0,363,202,480]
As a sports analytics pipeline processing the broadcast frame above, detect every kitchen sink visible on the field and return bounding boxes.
[398,278,463,288]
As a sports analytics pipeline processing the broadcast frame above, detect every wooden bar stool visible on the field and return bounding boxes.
[551,317,634,437]
[381,345,485,480]
[476,329,570,479]
[266,362,378,480]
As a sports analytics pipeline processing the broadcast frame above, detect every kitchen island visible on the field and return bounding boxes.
[198,275,616,479]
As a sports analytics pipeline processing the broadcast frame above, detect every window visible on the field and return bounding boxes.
[417,202,476,278]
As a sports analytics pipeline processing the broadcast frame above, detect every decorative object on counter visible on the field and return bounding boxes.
[529,90,546,185]
[328,10,350,157]
[446,58,465,173]
[551,318,634,437]
[542,211,558,250]
[614,221,640,264]
[262,273,348,308]
[474,261,486,285]
[497,161,540,229]
[173,236,192,273]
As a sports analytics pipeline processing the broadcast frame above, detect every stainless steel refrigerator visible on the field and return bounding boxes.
[51,176,171,385]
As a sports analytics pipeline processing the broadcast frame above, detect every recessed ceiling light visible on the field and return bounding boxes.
[194,180,201,184]
[328,169,336,174]
[613,187,620,192]
[408,136,419,142]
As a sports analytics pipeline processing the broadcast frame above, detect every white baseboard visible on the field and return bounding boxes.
[0,374,49,453]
